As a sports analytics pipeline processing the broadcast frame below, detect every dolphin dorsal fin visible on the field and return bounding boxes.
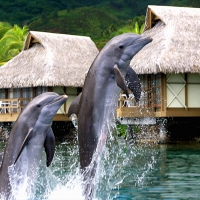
[68,92,82,117]
[114,65,129,97]
[14,128,33,165]
[44,128,55,167]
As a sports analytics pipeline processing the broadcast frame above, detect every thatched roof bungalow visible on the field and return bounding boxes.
[117,5,200,119]
[0,31,99,121]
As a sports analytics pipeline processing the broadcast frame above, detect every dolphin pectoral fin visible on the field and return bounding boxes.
[14,128,33,165]
[44,128,55,167]
[125,66,141,102]
[68,92,82,117]
[114,65,129,97]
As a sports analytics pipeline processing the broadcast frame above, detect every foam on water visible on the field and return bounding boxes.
[48,172,84,200]
[0,123,159,200]
[0,162,37,200]
[8,167,30,200]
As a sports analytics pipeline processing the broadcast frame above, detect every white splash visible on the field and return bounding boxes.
[7,162,35,200]
[0,126,159,200]
[48,175,84,200]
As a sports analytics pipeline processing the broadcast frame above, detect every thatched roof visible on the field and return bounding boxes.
[130,5,200,74]
[0,31,99,88]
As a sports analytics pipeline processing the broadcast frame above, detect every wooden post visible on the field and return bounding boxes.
[162,74,167,113]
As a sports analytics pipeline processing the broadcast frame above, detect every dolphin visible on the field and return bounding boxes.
[0,92,67,199]
[68,33,152,199]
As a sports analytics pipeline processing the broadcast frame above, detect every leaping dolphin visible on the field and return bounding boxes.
[68,33,152,199]
[0,92,67,199]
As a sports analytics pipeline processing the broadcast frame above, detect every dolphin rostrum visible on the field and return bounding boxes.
[68,33,152,199]
[0,92,67,199]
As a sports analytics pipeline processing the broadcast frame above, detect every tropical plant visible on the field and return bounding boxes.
[97,17,145,49]
[0,22,12,39]
[109,20,145,38]
[117,124,127,138]
[0,24,29,66]
[117,124,140,138]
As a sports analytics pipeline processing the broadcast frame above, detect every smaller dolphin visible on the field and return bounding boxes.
[0,92,67,199]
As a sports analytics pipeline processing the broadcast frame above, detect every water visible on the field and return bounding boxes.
[1,137,200,199]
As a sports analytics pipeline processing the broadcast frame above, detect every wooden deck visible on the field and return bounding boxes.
[0,98,70,122]
[2,94,200,123]
[117,95,200,118]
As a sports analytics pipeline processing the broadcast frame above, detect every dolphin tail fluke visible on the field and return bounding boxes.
[44,128,55,167]
[125,66,141,102]
[14,128,33,165]
[68,92,82,117]
[114,65,129,97]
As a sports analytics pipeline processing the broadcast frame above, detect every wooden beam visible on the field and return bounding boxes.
[0,113,70,122]
[117,106,200,118]
[0,113,19,122]
[53,114,70,121]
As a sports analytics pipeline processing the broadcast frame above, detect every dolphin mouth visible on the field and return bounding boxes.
[49,94,68,105]
[117,35,152,71]
[121,35,152,61]
[135,35,152,45]
[131,36,152,47]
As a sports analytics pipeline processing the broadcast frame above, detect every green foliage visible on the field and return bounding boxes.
[29,6,123,47]
[0,0,199,56]
[99,16,145,48]
[109,21,145,38]
[132,15,146,27]
[0,23,29,66]
[0,0,176,26]
[117,124,127,137]
[0,22,12,39]
[0,0,198,28]
[117,124,140,138]
[171,0,200,7]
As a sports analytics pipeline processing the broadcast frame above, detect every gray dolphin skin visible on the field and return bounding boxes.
[0,92,67,199]
[68,33,152,199]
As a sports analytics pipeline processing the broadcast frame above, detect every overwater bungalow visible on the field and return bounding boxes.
[0,31,99,122]
[117,5,200,123]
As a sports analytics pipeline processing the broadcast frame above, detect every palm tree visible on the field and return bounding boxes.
[0,24,29,66]
[0,22,12,39]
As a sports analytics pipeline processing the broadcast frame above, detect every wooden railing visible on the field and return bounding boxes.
[118,93,161,108]
[117,92,162,118]
[0,98,30,114]
[0,98,70,121]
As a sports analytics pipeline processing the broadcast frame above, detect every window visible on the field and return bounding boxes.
[187,74,200,108]
[166,74,186,108]
[138,74,161,110]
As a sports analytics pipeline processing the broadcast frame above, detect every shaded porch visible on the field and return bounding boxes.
[0,97,69,122]
[117,73,200,119]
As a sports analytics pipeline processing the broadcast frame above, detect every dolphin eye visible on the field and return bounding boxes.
[119,45,124,49]
[37,104,41,107]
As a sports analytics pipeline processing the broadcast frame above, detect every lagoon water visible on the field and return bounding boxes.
[1,135,200,200]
